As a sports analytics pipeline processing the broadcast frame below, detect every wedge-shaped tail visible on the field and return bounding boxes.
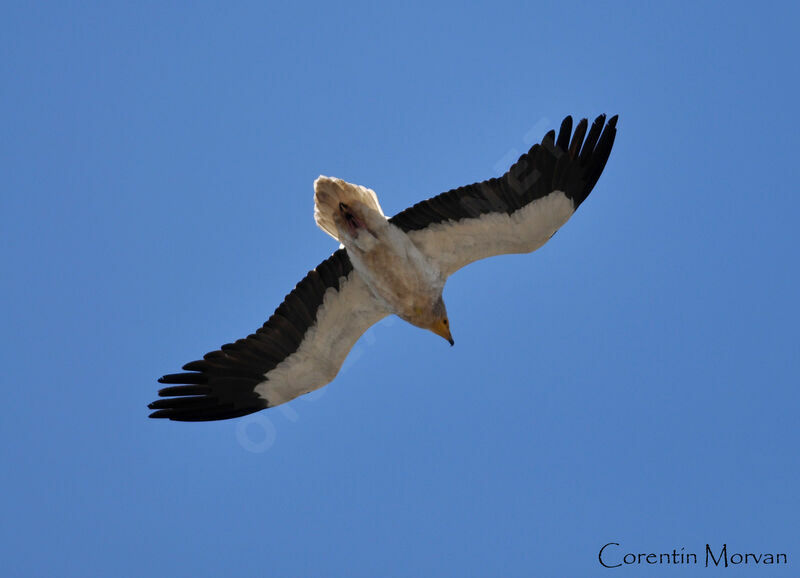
[314,175,385,241]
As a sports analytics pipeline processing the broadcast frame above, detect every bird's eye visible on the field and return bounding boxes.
[443,319,448,325]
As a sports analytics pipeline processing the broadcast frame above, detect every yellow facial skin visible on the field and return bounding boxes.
[431,318,454,346]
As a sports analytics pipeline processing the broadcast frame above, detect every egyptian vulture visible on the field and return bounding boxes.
[149,114,617,421]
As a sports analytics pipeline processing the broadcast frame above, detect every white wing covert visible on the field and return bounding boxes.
[150,250,388,421]
[389,115,617,277]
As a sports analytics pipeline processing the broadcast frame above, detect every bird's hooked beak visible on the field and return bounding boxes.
[431,318,454,346]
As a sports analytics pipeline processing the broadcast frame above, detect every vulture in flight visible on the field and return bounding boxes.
[149,114,618,421]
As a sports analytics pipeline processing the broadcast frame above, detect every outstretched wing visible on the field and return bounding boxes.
[149,249,389,421]
[389,114,617,277]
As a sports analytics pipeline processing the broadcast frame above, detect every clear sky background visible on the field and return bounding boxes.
[2,2,798,576]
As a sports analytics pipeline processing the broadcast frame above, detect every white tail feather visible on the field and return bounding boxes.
[314,176,385,241]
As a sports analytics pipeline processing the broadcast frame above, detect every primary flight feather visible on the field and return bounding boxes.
[149,114,618,421]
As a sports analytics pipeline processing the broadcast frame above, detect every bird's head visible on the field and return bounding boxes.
[426,296,454,346]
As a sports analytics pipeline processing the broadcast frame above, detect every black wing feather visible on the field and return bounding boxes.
[389,114,617,232]
[149,249,353,421]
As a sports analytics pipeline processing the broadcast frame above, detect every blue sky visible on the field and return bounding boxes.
[2,1,798,576]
